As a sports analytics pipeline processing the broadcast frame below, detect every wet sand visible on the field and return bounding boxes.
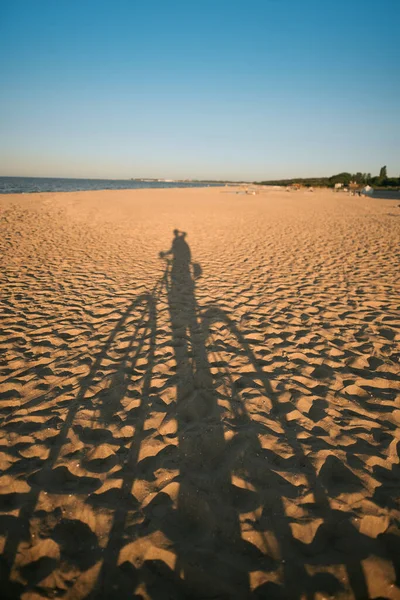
[0,186,399,599]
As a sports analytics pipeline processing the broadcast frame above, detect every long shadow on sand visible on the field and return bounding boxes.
[1,230,399,599]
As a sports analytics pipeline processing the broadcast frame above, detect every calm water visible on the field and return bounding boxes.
[369,190,400,200]
[0,177,224,194]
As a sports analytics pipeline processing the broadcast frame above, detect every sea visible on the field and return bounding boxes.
[368,190,400,200]
[0,177,224,194]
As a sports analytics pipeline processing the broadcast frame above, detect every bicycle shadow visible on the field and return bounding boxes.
[2,230,397,600]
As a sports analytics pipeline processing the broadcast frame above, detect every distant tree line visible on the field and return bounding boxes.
[255,166,400,189]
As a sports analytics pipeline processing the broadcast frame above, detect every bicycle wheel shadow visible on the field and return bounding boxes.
[1,285,161,599]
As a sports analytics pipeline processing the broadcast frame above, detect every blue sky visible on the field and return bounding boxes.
[1,0,399,180]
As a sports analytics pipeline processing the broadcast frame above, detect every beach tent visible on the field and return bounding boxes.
[361,185,373,196]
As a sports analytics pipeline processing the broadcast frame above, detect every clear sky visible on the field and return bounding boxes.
[1,0,399,181]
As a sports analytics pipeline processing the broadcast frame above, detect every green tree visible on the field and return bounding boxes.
[379,165,387,179]
[354,172,364,184]
[329,172,352,186]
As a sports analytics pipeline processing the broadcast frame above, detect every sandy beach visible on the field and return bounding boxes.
[0,186,399,599]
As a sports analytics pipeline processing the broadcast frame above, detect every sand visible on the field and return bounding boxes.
[0,186,399,599]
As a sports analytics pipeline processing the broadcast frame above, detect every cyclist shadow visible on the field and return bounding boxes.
[2,230,376,600]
